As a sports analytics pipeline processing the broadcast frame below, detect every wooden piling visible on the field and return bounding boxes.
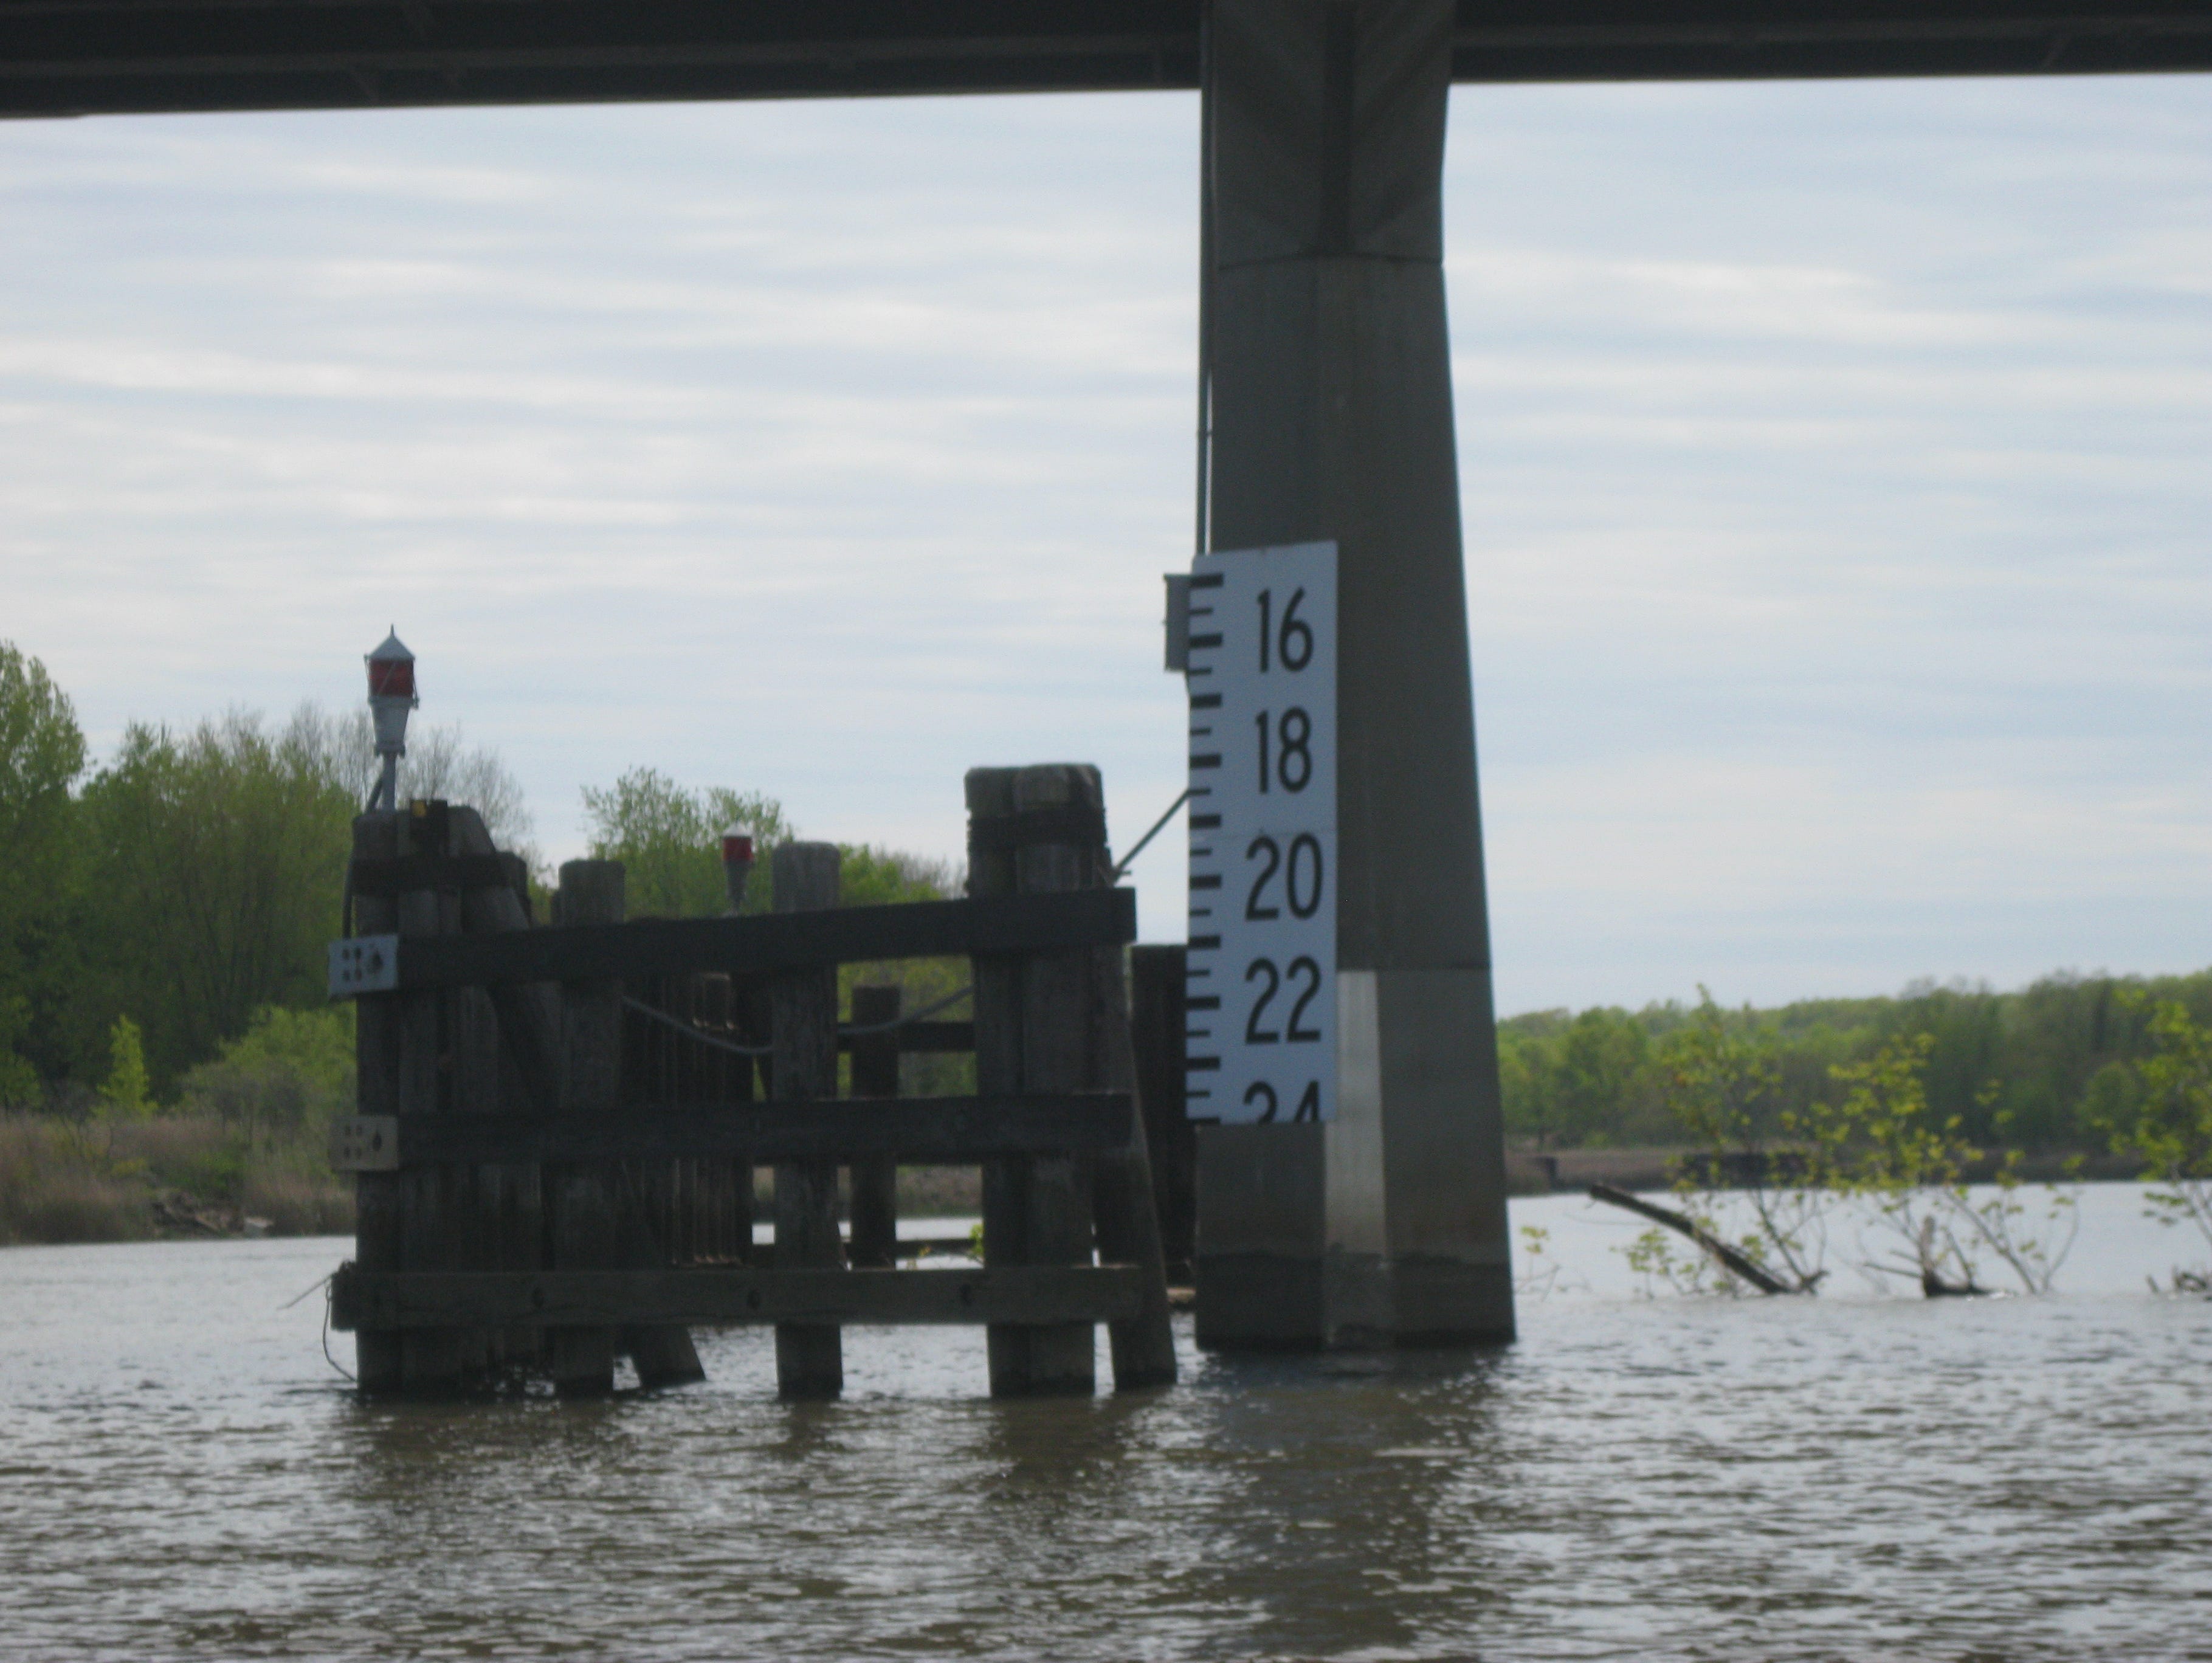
[449,839,562,1120]
[350,810,403,1393]
[448,976,502,1377]
[1129,945,1195,1282]
[553,861,705,1391]
[450,807,550,1374]
[1092,950,1182,1389]
[968,765,1097,1396]
[395,800,469,1394]
[771,841,844,1399]
[547,860,623,1393]
[847,984,901,1269]
[351,802,556,1393]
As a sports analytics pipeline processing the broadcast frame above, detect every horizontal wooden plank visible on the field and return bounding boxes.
[329,887,1134,996]
[348,852,514,898]
[327,1092,1132,1170]
[331,1264,1146,1331]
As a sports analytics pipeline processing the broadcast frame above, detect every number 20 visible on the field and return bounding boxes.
[1245,833,1325,921]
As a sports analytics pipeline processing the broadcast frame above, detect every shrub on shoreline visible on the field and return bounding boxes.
[0,1110,352,1247]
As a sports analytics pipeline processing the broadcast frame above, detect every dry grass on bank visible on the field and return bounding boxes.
[0,1114,353,1246]
[3,1106,981,1247]
[895,1166,981,1216]
[0,1117,152,1243]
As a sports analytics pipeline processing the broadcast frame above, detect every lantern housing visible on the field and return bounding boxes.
[722,830,756,914]
[364,629,418,810]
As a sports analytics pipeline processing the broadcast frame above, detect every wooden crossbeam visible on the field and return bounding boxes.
[329,887,1134,996]
[329,1092,1134,1170]
[331,1264,1147,1331]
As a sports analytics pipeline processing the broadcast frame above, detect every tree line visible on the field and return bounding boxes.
[1566,994,2212,1298]
[1500,970,2212,1154]
[0,640,965,1107]
[0,643,531,1100]
[4,633,2205,1163]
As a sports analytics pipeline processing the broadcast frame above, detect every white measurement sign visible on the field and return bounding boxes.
[1185,541,1337,1124]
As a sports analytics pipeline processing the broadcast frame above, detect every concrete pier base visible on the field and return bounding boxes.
[1193,967,1514,1350]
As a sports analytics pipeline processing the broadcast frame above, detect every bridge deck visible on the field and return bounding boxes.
[5,0,2212,121]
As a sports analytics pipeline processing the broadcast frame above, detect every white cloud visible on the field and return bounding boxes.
[1,81,2208,1011]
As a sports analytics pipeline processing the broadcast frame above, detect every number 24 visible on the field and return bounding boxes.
[1244,1080,1323,1122]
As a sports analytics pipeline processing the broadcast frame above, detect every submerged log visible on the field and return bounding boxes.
[1587,1183,1803,1295]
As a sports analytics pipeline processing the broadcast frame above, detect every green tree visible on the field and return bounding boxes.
[0,642,89,1095]
[1500,968,2212,1158]
[76,711,356,1087]
[1887,981,2006,1145]
[580,770,975,1094]
[2079,1056,2145,1139]
[1659,990,1835,1291]
[2101,995,2212,1269]
[1551,1007,1655,1146]
[1496,1024,1553,1146]
[839,845,959,909]
[178,1004,355,1144]
[1831,1033,2077,1295]
[97,1015,153,1120]
[833,844,969,1093]
[580,767,794,917]
[1831,1033,1980,1290]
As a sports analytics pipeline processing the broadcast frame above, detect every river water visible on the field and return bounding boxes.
[3,1185,2207,1661]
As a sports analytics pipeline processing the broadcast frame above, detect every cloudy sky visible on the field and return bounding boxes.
[4,75,2209,1014]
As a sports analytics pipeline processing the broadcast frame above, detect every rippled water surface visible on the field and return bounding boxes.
[4,1187,2208,1661]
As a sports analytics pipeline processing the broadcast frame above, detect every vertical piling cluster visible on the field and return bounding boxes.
[969,765,1178,1394]
[353,800,559,1393]
[336,770,1176,1400]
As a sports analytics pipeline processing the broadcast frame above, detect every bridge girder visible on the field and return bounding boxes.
[5,0,2212,122]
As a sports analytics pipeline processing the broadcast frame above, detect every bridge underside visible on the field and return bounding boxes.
[7,0,2212,120]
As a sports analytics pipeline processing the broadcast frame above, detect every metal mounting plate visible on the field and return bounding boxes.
[328,935,399,997]
[329,1115,401,1172]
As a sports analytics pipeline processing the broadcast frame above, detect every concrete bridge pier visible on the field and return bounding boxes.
[1194,0,1515,1348]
